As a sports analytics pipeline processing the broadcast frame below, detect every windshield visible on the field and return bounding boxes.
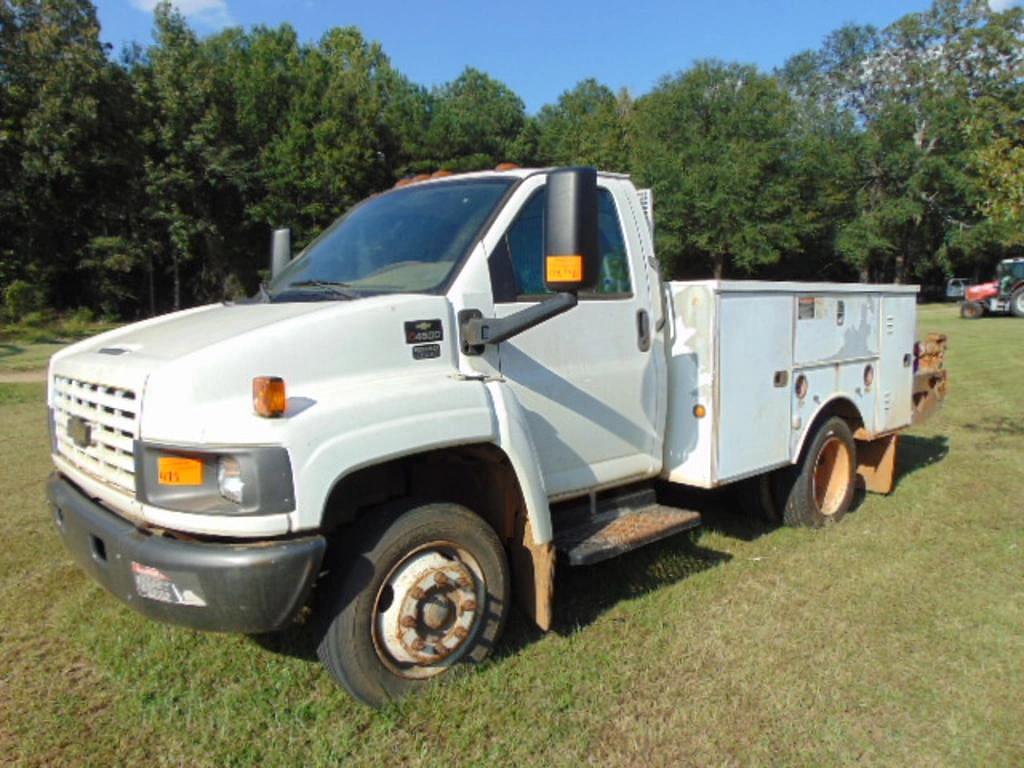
[270,178,514,298]
[997,261,1024,281]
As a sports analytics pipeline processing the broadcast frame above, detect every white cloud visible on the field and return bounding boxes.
[989,0,1021,12]
[131,0,234,29]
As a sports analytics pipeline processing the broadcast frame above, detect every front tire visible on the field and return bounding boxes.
[317,501,509,706]
[961,301,984,319]
[779,417,857,527]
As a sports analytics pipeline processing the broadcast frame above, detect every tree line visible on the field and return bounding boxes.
[1,0,1021,320]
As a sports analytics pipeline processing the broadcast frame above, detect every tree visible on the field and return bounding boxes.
[250,27,417,250]
[0,0,144,312]
[787,0,1024,282]
[422,67,530,171]
[971,98,1024,243]
[632,61,804,279]
[536,79,632,171]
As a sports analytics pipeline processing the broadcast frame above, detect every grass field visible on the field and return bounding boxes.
[0,322,117,376]
[2,304,1021,767]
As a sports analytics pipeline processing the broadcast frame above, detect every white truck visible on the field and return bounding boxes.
[47,167,947,706]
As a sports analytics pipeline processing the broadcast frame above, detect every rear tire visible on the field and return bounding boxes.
[960,301,984,319]
[1011,288,1024,318]
[317,501,509,707]
[779,417,857,528]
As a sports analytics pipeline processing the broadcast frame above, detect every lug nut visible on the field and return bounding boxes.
[434,572,449,586]
[400,615,417,629]
[460,599,477,612]
[409,587,425,600]
[453,626,469,641]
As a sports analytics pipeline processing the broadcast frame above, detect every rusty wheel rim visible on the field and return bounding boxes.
[371,541,486,680]
[812,436,852,517]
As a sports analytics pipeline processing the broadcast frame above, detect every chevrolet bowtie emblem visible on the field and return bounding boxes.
[67,415,93,448]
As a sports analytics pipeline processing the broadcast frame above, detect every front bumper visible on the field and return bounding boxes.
[49,474,326,634]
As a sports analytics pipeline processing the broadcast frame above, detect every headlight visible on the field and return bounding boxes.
[217,456,245,504]
[136,443,294,516]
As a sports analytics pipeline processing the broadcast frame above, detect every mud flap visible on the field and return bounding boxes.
[856,433,899,495]
[510,516,555,631]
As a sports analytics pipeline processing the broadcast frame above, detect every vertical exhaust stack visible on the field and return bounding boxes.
[271,229,291,281]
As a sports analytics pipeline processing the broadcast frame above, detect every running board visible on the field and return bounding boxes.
[553,488,701,566]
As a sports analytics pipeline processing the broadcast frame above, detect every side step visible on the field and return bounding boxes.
[553,487,701,566]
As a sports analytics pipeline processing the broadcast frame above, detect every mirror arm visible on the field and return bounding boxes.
[459,293,578,356]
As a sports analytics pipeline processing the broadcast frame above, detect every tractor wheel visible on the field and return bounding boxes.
[960,301,984,320]
[1011,288,1024,318]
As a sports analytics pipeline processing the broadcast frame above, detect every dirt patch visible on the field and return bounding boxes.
[0,369,46,383]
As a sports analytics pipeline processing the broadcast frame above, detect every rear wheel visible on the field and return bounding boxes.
[779,417,857,527]
[1011,288,1024,318]
[960,301,984,319]
[317,501,509,706]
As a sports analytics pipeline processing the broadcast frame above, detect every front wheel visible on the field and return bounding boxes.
[317,501,509,706]
[961,301,984,319]
[779,417,857,527]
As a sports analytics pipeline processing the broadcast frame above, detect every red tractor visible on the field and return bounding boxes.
[960,257,1024,319]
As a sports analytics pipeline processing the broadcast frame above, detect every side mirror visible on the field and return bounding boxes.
[271,228,291,280]
[544,167,600,294]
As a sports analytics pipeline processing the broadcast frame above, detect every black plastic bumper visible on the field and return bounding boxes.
[48,474,326,634]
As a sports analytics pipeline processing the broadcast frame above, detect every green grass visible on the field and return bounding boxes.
[2,304,1022,767]
[0,321,117,373]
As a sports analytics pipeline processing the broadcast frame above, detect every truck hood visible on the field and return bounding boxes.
[54,301,331,362]
[50,294,460,443]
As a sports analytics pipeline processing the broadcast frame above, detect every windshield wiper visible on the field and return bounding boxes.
[285,280,359,300]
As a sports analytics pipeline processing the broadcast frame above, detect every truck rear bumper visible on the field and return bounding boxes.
[48,474,326,634]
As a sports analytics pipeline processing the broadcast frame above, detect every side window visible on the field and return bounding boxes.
[488,187,632,302]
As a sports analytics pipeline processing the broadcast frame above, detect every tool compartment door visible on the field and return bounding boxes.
[716,292,793,482]
[878,294,916,431]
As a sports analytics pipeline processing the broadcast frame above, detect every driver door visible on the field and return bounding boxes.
[486,178,661,498]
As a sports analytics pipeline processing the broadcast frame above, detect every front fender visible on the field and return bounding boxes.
[291,374,496,530]
[292,375,553,546]
[484,380,552,544]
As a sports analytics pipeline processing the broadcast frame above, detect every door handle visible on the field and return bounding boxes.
[637,309,652,352]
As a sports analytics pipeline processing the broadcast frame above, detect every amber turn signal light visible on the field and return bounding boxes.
[693,404,706,419]
[253,376,286,418]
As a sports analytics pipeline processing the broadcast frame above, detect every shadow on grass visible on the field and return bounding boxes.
[959,417,1024,437]
[496,530,731,656]
[0,343,24,360]
[895,434,950,488]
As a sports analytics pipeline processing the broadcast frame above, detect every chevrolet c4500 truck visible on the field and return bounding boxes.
[48,167,947,705]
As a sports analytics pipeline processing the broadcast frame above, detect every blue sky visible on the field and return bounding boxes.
[94,0,1021,113]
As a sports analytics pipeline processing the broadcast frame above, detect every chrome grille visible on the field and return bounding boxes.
[52,375,138,494]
